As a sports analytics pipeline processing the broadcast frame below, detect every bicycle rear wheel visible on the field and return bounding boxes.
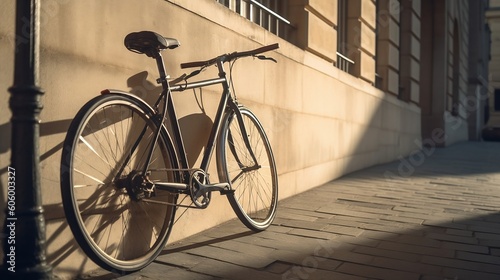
[217,106,278,231]
[60,94,178,273]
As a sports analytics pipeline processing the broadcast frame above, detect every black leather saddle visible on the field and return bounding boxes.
[124,31,180,57]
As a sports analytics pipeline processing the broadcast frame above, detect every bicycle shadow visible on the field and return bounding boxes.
[127,71,213,166]
[0,70,217,277]
[33,71,215,277]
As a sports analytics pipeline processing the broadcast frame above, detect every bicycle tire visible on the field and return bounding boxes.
[217,106,278,231]
[60,94,178,273]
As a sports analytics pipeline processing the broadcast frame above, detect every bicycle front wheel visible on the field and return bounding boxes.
[217,106,278,231]
[60,94,178,273]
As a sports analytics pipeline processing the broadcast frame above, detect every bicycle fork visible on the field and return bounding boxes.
[226,101,261,183]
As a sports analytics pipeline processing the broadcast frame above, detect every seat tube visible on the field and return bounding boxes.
[141,52,172,175]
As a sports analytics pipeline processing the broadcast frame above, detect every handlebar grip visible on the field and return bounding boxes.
[181,59,215,69]
[250,43,280,55]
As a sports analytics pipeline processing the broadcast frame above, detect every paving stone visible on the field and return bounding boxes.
[395,211,448,221]
[352,245,421,262]
[359,230,399,241]
[379,215,424,224]
[422,219,468,230]
[275,218,326,230]
[336,262,420,280]
[456,251,500,265]
[445,228,473,237]
[315,216,359,228]
[155,251,205,269]
[377,240,455,258]
[262,261,292,274]
[392,234,443,248]
[274,211,319,222]
[326,215,375,227]
[321,224,364,237]
[440,241,490,254]
[478,238,500,247]
[281,207,334,219]
[426,232,479,244]
[316,206,382,219]
[421,256,500,274]
[287,228,340,240]
[336,235,381,248]
[325,250,375,264]
[187,257,277,280]
[268,224,294,234]
[370,256,442,275]
[208,238,277,258]
[492,248,500,257]
[120,261,216,280]
[443,267,500,280]
[358,220,420,233]
[475,231,500,241]
[282,266,366,280]
[184,245,275,269]
[284,256,344,272]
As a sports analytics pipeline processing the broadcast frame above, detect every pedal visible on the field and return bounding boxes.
[220,189,235,195]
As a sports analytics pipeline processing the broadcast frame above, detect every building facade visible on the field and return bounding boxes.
[0,0,490,278]
[487,0,500,129]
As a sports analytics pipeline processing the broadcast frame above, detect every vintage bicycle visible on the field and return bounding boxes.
[60,31,279,273]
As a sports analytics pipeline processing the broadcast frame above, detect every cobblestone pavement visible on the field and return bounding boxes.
[93,141,500,280]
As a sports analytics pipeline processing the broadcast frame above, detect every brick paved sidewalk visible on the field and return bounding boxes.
[94,141,500,280]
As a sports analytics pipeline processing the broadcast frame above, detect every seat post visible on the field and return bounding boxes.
[154,52,170,90]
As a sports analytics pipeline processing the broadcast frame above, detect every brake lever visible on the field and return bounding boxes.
[184,69,202,80]
[175,66,205,82]
[172,66,205,86]
[169,73,187,85]
[254,55,277,63]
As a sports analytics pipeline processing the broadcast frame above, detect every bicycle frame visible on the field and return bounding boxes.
[122,52,258,195]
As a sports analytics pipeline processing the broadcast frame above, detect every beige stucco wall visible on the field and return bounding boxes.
[0,0,422,278]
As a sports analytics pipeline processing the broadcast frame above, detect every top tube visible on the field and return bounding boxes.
[170,77,226,92]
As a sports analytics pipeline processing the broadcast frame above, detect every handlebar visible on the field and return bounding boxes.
[180,43,279,69]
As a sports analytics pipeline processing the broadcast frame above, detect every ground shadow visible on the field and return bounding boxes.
[88,142,500,279]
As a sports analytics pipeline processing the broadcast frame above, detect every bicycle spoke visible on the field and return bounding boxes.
[73,168,106,185]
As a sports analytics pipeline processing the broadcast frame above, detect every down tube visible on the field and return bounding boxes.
[166,90,190,175]
[200,88,230,172]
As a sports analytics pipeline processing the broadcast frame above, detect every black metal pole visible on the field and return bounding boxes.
[1,0,53,279]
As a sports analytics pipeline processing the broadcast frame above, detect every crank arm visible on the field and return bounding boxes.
[193,181,232,199]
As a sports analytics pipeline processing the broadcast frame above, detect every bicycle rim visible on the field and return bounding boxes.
[217,107,278,231]
[60,95,177,272]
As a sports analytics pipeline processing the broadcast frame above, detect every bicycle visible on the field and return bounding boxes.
[59,31,279,273]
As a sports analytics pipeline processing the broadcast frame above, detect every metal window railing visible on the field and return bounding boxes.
[216,0,293,39]
[336,52,355,73]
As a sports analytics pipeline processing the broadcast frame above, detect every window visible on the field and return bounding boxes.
[375,0,382,89]
[494,89,500,111]
[375,0,400,95]
[451,20,460,116]
[336,0,354,73]
[398,0,421,104]
[216,0,291,39]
